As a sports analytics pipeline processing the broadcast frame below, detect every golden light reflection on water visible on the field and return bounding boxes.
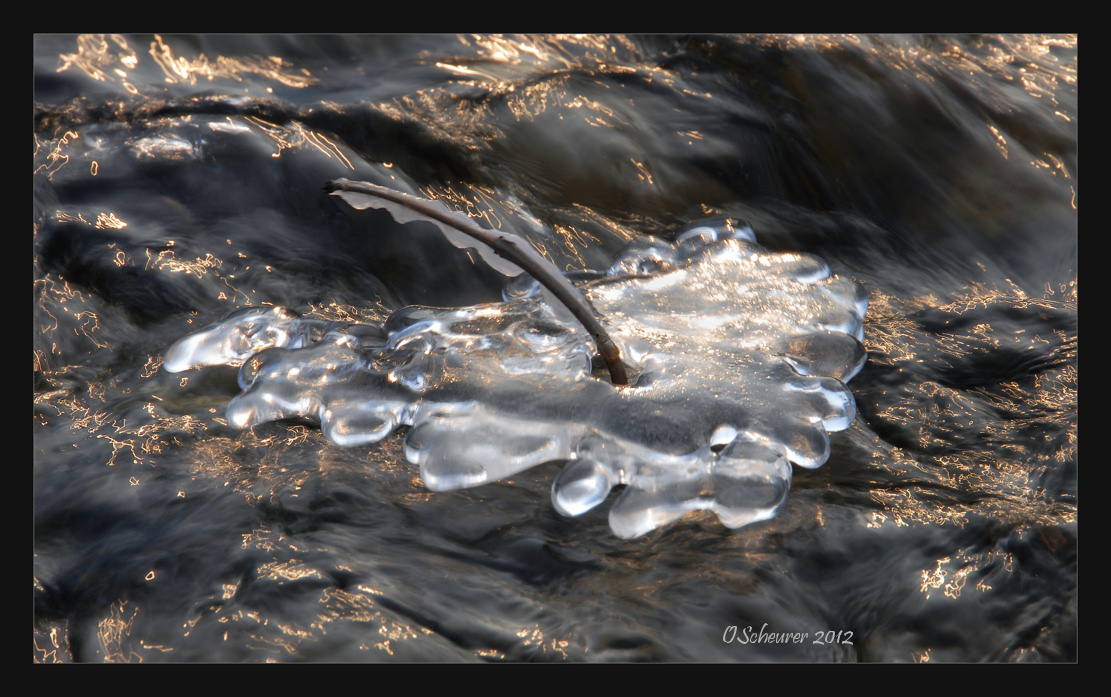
[33,130,79,180]
[33,621,71,663]
[57,34,137,83]
[516,624,571,659]
[33,275,113,368]
[96,599,141,662]
[243,115,354,169]
[373,34,693,158]
[856,274,1076,536]
[416,180,628,270]
[304,299,391,326]
[918,551,1008,600]
[257,560,323,583]
[57,34,318,91]
[758,34,1076,106]
[146,526,440,659]
[34,34,1076,661]
[90,538,356,658]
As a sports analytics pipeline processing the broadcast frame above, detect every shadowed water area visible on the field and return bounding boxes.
[34,34,1076,662]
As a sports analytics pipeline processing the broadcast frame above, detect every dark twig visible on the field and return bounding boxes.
[323,178,629,386]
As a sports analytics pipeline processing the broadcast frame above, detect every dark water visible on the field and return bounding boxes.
[33,34,1076,662]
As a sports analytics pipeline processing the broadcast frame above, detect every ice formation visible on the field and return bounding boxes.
[165,219,868,538]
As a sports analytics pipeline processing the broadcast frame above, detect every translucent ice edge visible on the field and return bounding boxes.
[165,221,868,538]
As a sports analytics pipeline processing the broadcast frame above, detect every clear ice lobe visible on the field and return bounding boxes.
[162,306,338,376]
[164,220,868,538]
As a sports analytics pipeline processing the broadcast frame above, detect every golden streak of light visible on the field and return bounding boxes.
[630,158,654,185]
[417,182,513,234]
[943,567,970,598]
[140,354,162,379]
[470,35,530,64]
[144,35,318,90]
[434,61,502,83]
[52,211,86,226]
[98,434,140,466]
[148,35,191,84]
[987,124,1008,159]
[378,620,419,643]
[34,624,70,663]
[144,248,224,279]
[305,300,381,325]
[117,48,138,70]
[303,129,354,170]
[34,130,79,180]
[374,640,394,655]
[75,308,106,339]
[97,600,141,663]
[246,628,302,655]
[257,560,323,583]
[57,34,116,81]
[278,623,313,639]
[469,185,508,229]
[1044,152,1070,178]
[90,161,98,175]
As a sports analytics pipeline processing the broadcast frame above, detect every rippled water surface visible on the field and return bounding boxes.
[34,34,1076,662]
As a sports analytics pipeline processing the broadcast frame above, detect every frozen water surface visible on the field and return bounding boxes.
[165,219,867,538]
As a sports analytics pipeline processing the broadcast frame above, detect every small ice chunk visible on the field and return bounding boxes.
[163,306,331,373]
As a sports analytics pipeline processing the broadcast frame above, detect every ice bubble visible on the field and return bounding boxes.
[165,219,868,538]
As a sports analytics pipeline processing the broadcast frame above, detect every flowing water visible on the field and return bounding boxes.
[33,34,1076,662]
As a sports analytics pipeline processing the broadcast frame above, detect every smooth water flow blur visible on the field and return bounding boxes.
[35,34,1075,662]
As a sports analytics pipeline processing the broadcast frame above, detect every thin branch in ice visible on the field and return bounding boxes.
[323,178,629,386]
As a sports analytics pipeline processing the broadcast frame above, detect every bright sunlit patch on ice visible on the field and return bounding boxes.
[165,221,867,538]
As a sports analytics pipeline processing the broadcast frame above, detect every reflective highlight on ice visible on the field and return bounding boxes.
[164,221,868,538]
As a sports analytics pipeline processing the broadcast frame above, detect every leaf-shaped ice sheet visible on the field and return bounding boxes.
[165,220,867,538]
